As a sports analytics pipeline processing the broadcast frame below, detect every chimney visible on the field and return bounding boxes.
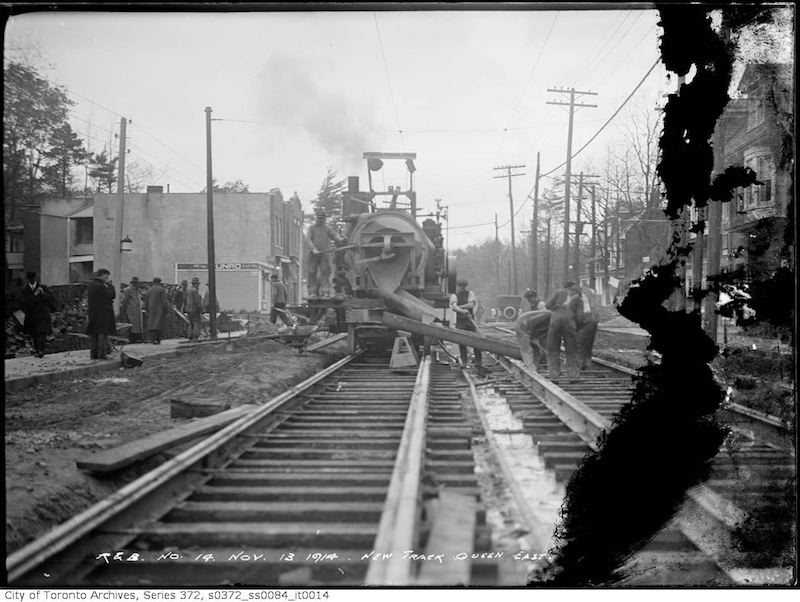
[146,185,164,193]
[348,176,359,192]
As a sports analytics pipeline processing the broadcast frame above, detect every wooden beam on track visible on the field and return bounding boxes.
[76,405,259,473]
[382,313,522,359]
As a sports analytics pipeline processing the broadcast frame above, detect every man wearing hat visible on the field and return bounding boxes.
[184,277,204,340]
[524,289,546,311]
[143,277,170,344]
[305,210,343,297]
[270,273,291,325]
[119,277,145,343]
[21,271,55,358]
[449,278,484,376]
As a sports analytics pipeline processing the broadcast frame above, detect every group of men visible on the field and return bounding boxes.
[124,276,218,342]
[448,279,597,380]
[515,283,598,379]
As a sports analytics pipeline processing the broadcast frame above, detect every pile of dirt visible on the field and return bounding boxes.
[4,337,347,554]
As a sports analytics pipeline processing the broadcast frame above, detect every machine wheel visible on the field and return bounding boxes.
[502,306,518,321]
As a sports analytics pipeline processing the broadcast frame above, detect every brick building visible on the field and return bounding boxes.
[21,187,304,312]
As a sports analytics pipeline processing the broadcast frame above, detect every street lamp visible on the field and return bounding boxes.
[120,235,133,253]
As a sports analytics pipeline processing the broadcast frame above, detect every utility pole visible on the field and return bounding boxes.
[547,87,598,282]
[704,118,725,341]
[494,213,501,302]
[205,107,218,339]
[493,164,526,294]
[113,116,127,313]
[590,184,597,289]
[531,152,541,293]
[572,172,584,282]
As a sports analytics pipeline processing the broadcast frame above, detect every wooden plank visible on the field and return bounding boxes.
[76,405,258,473]
[382,313,522,359]
[418,491,478,585]
[306,332,348,352]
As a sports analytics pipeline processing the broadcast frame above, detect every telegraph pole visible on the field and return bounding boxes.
[494,213,501,300]
[205,107,217,339]
[493,164,526,294]
[531,152,541,293]
[704,118,726,341]
[113,116,127,313]
[572,172,584,282]
[590,184,597,289]
[547,87,598,282]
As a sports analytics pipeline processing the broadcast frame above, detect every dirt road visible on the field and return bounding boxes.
[5,338,346,553]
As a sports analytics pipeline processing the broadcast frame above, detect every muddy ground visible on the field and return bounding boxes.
[4,338,347,554]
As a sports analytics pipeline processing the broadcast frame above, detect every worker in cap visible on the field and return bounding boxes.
[449,278,484,376]
[184,277,204,341]
[305,209,343,297]
[524,288,546,311]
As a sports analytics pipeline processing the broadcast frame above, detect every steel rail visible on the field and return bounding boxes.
[365,355,432,586]
[461,369,553,552]
[7,353,361,584]
[493,354,790,585]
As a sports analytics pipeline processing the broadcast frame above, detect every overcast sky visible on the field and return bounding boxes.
[4,6,793,249]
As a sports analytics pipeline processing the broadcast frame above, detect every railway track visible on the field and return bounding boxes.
[7,353,497,587]
[474,323,795,585]
[8,326,794,587]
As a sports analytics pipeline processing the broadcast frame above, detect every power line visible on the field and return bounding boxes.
[596,23,658,84]
[571,12,645,88]
[540,58,660,179]
[495,11,560,158]
[64,85,206,177]
[565,11,632,87]
[373,12,403,146]
[133,123,206,175]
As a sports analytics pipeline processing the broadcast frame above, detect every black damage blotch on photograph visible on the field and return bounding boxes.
[528,4,793,587]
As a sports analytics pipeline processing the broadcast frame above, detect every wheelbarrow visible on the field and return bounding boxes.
[263,324,319,352]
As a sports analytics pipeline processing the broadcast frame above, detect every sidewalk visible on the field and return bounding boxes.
[5,331,248,393]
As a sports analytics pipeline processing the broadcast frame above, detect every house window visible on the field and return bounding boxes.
[73,217,93,244]
[747,95,765,129]
[5,232,23,253]
[744,154,775,207]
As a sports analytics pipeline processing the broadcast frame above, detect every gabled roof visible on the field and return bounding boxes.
[738,63,793,94]
[65,202,95,218]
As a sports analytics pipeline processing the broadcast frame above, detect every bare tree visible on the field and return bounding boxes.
[617,88,664,209]
[125,158,156,193]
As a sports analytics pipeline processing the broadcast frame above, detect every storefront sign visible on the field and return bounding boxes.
[176,263,264,271]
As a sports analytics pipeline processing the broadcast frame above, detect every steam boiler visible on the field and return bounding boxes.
[307,152,456,353]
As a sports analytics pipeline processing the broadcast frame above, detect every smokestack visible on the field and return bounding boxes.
[348,176,360,192]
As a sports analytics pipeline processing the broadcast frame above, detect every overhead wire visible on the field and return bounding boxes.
[539,58,660,179]
[373,12,404,147]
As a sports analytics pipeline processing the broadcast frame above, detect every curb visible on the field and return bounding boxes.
[5,346,184,394]
[4,335,346,394]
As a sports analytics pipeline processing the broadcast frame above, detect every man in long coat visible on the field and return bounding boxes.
[143,277,170,344]
[86,268,116,360]
[21,271,55,358]
[119,276,145,343]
